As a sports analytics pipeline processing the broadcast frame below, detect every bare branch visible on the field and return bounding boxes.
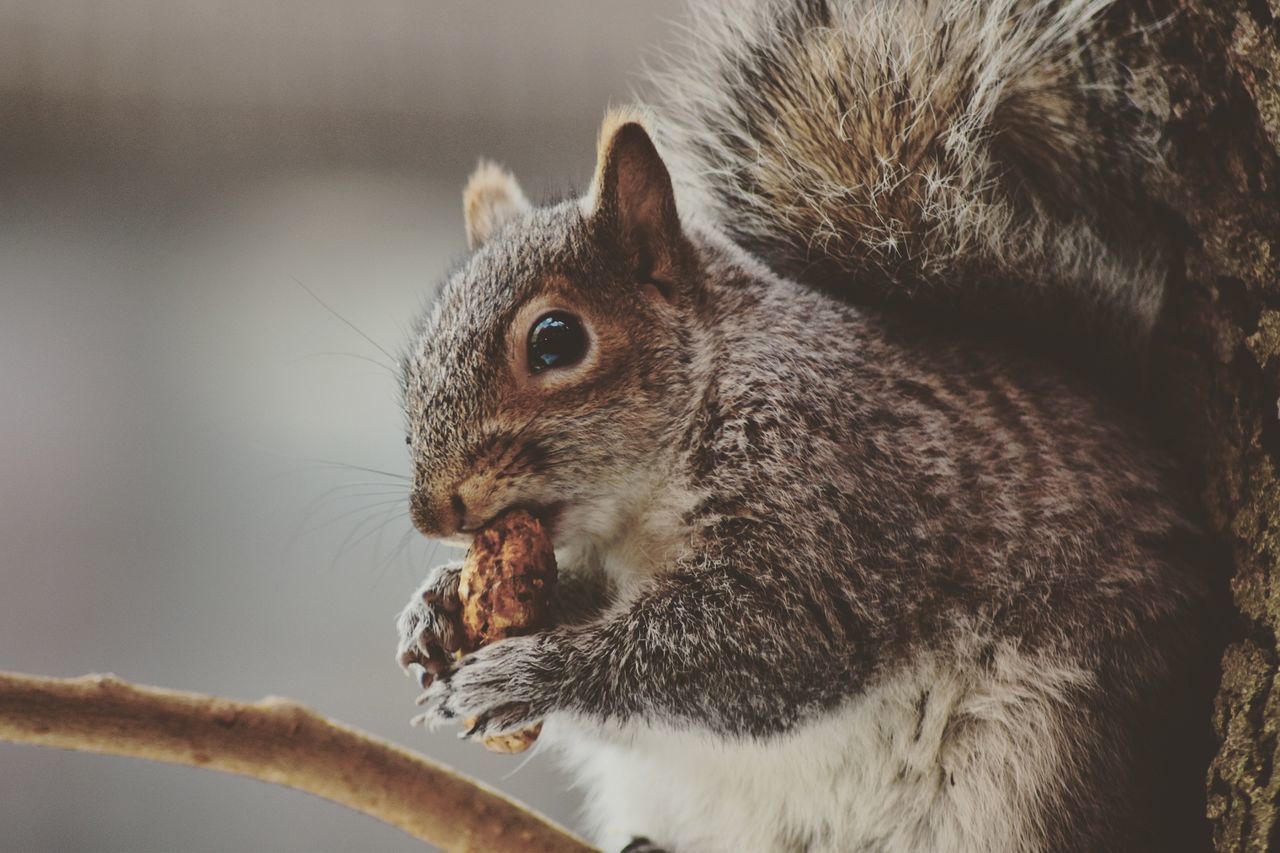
[0,671,595,853]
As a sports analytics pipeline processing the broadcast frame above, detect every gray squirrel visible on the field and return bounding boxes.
[394,0,1221,850]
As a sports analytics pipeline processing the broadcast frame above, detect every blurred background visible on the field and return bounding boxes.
[0,2,682,849]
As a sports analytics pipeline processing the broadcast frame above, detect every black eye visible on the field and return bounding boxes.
[527,311,586,372]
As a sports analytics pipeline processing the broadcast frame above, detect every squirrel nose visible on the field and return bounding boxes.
[410,490,467,538]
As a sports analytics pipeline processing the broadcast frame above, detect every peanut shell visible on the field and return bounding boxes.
[457,509,556,753]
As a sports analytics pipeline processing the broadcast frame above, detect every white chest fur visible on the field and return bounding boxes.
[557,481,701,598]
[541,644,1090,853]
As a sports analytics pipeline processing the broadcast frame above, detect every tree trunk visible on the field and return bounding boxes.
[1113,1,1280,850]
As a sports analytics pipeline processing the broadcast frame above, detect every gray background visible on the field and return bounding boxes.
[0,2,681,849]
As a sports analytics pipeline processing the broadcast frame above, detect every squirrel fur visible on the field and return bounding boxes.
[394,1,1219,851]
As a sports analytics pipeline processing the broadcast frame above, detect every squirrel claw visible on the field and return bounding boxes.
[406,662,428,686]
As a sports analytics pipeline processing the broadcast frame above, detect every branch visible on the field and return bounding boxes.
[0,671,595,853]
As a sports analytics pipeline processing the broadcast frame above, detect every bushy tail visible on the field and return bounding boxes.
[651,0,1168,371]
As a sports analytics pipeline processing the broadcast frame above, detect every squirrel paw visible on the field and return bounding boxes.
[395,561,465,685]
[411,635,558,737]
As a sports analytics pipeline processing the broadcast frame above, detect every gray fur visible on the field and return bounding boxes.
[651,0,1170,373]
[393,2,1218,851]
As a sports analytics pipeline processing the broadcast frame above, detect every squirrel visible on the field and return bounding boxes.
[394,1,1220,851]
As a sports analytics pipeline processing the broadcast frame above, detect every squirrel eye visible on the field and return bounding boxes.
[527,311,586,373]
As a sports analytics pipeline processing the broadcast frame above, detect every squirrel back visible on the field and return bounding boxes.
[651,0,1168,376]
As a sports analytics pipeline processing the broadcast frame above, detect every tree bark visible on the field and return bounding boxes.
[1112,1,1280,850]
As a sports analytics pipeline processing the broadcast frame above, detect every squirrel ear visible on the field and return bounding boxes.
[463,161,530,250]
[590,112,684,290]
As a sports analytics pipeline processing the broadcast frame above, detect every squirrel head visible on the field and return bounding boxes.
[403,112,702,547]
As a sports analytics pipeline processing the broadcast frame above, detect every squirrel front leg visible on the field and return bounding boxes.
[396,560,612,686]
[416,548,878,739]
